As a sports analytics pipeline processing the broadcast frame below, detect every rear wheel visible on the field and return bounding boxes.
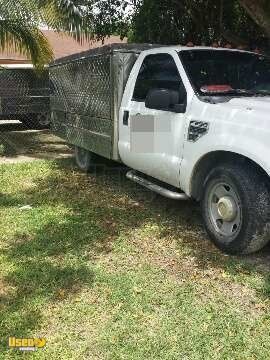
[201,163,270,255]
[74,146,96,173]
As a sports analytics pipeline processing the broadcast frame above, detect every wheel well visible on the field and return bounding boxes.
[191,151,270,201]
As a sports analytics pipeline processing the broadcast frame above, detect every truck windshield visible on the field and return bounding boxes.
[179,50,270,97]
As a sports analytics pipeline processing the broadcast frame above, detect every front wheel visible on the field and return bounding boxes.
[201,163,270,255]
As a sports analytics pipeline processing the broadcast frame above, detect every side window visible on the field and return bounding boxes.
[132,53,185,102]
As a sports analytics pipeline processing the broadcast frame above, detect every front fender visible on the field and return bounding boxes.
[180,133,270,197]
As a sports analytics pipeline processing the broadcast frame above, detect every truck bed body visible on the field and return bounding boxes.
[49,44,159,161]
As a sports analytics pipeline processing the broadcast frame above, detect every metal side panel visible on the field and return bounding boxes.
[51,110,112,158]
[50,46,141,161]
[50,54,114,159]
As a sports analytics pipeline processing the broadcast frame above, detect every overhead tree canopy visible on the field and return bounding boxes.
[239,0,270,38]
[1,0,270,67]
[129,0,267,46]
[85,0,270,49]
[72,0,133,41]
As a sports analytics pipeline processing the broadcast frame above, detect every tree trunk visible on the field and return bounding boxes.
[239,0,270,38]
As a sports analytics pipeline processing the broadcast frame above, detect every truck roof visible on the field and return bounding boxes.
[142,45,256,54]
[50,43,163,66]
[50,43,257,67]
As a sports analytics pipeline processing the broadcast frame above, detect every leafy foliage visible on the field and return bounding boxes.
[129,0,264,46]
[73,0,134,41]
[1,0,270,68]
[239,0,270,38]
[80,0,270,48]
[0,0,87,68]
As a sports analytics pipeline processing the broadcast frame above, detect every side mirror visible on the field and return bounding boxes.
[145,88,186,113]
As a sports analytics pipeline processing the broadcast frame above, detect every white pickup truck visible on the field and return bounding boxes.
[50,44,270,255]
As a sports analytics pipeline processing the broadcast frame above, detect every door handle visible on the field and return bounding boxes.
[123,110,129,125]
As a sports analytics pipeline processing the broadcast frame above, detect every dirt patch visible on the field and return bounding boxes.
[0,122,73,164]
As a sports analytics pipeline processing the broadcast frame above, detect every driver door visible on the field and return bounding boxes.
[119,52,188,188]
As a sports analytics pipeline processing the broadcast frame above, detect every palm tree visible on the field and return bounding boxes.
[0,0,88,68]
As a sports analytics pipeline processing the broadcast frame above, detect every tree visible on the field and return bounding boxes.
[129,0,263,46]
[73,0,135,41]
[84,0,270,49]
[239,0,270,38]
[0,0,87,68]
[4,0,269,68]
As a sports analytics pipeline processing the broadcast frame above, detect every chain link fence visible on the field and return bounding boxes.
[0,65,51,157]
[0,66,50,129]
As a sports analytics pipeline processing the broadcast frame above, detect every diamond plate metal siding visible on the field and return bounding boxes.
[50,54,114,159]
[50,45,157,160]
[50,55,111,118]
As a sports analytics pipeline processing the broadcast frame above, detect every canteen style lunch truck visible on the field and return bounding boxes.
[50,43,270,255]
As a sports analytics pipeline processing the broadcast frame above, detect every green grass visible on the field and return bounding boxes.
[0,159,270,359]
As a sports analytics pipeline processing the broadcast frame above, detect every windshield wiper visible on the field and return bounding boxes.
[201,88,270,97]
[251,90,270,96]
[228,89,256,96]
[219,89,270,97]
[201,89,253,97]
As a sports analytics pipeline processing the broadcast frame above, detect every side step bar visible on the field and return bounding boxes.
[126,170,189,201]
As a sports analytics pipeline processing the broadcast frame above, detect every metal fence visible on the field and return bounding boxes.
[0,66,50,128]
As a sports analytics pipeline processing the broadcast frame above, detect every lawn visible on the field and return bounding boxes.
[0,158,270,359]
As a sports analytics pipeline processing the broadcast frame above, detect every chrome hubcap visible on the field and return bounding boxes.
[209,182,242,240]
[217,196,237,222]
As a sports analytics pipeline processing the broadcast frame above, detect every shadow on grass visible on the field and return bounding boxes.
[63,157,270,299]
[0,156,270,347]
[0,125,72,160]
[0,213,95,347]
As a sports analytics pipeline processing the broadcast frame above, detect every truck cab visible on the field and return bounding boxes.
[50,44,270,255]
[118,47,270,255]
[119,47,270,189]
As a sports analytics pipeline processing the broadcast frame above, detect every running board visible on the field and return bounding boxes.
[126,170,189,201]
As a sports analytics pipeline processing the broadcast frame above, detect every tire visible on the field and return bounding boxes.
[20,113,50,129]
[74,146,96,173]
[201,163,270,255]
